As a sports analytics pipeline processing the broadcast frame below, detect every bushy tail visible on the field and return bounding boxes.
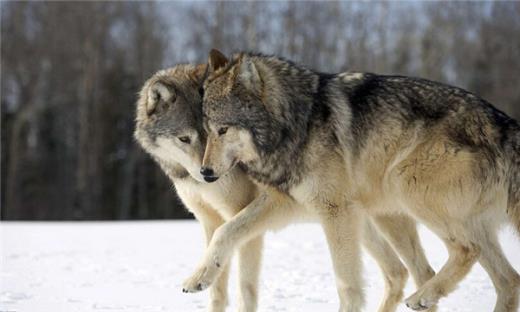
[508,128,520,235]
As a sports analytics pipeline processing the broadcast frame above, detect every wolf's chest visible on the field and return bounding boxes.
[289,178,320,206]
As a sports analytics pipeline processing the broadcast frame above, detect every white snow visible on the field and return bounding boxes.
[1,221,519,312]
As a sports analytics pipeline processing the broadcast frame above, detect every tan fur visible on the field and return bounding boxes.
[193,51,520,312]
[136,65,424,312]
[136,65,438,312]
[195,122,438,312]
[135,65,264,312]
[350,124,520,311]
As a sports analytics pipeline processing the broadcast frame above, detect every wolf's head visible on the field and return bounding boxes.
[200,49,283,182]
[135,64,208,182]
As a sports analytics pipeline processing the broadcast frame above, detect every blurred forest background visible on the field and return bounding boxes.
[1,1,520,220]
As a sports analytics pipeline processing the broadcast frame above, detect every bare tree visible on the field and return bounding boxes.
[2,1,518,220]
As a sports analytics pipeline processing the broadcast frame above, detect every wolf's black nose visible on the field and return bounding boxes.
[200,167,214,177]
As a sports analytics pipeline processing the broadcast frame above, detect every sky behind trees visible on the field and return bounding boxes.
[2,1,519,220]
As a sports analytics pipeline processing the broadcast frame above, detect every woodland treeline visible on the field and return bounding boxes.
[1,1,519,220]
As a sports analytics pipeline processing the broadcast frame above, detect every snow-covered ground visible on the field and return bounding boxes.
[1,221,518,312]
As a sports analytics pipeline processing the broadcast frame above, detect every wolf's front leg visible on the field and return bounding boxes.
[320,204,364,312]
[188,202,229,312]
[371,215,437,312]
[237,235,263,312]
[182,191,295,293]
[361,218,408,312]
[208,264,230,312]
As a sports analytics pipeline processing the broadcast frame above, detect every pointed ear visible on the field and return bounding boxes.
[208,49,229,73]
[147,82,174,115]
[239,58,262,91]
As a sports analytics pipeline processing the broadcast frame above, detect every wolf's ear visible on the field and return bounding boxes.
[239,58,262,91]
[147,82,174,115]
[208,49,229,73]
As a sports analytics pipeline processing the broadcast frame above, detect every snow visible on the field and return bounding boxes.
[1,221,519,312]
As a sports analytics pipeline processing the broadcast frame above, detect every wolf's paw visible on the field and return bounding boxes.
[404,289,439,311]
[182,259,221,293]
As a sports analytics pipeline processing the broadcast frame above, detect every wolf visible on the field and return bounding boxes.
[135,64,437,312]
[186,49,520,312]
[134,64,264,312]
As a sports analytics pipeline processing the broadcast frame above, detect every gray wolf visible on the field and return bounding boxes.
[135,64,436,312]
[189,50,520,312]
[135,64,264,312]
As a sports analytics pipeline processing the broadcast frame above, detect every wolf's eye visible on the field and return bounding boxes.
[178,136,191,144]
[218,127,228,136]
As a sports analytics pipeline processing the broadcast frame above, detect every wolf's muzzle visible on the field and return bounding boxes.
[200,167,219,183]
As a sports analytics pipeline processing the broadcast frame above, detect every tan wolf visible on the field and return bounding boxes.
[187,50,520,312]
[135,64,437,312]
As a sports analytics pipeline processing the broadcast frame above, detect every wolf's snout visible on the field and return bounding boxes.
[200,167,219,183]
[200,167,214,177]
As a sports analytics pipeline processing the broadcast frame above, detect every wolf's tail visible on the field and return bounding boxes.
[508,126,520,235]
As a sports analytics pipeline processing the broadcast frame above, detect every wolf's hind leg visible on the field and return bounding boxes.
[237,235,264,312]
[362,218,408,312]
[404,231,480,311]
[475,224,520,312]
[320,206,364,312]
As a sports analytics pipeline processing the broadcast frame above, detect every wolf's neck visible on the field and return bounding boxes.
[242,56,332,192]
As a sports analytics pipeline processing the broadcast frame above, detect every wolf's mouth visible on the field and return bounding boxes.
[203,176,219,183]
